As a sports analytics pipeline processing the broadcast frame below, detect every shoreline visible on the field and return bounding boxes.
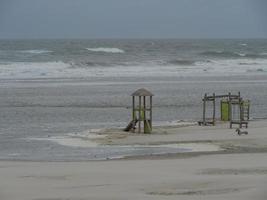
[2,119,266,162]
[89,119,267,160]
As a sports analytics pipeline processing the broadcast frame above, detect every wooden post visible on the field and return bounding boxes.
[229,92,232,128]
[203,93,207,125]
[143,96,146,133]
[138,96,141,133]
[248,101,250,120]
[241,91,243,128]
[239,97,242,128]
[213,93,216,125]
[132,96,135,121]
[150,96,152,129]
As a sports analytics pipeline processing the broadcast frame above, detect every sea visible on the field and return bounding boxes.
[0,39,267,161]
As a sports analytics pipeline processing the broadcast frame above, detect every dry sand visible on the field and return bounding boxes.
[1,120,267,200]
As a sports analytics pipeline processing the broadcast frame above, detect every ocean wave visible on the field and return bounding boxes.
[162,59,212,67]
[73,59,199,68]
[200,51,267,59]
[200,51,245,58]
[0,61,70,79]
[167,59,196,66]
[247,68,266,73]
[1,58,267,80]
[71,61,112,67]
[86,48,125,53]
[239,62,259,65]
[19,50,53,54]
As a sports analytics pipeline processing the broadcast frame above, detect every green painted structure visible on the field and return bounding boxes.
[124,88,153,133]
[199,92,250,128]
[221,99,230,121]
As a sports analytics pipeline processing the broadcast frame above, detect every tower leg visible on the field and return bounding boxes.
[138,96,141,133]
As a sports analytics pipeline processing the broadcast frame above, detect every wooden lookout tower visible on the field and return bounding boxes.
[124,88,153,133]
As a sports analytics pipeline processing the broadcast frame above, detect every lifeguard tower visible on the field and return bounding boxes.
[124,88,153,133]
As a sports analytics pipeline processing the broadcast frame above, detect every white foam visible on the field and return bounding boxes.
[86,47,124,53]
[27,136,221,152]
[238,53,246,57]
[196,58,267,75]
[154,120,197,127]
[8,153,21,156]
[158,143,222,152]
[19,50,53,54]
[27,133,106,148]
[0,61,71,79]
[67,129,106,139]
[33,137,100,148]
[26,128,107,148]
[105,143,221,152]
[1,58,267,80]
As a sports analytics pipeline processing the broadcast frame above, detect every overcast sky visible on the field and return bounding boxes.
[0,0,267,39]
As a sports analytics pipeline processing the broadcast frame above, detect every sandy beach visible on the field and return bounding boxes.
[1,120,267,200]
[1,1,267,199]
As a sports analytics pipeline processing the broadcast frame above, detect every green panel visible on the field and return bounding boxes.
[140,109,145,121]
[243,100,250,108]
[144,120,152,134]
[134,107,145,120]
[221,101,229,121]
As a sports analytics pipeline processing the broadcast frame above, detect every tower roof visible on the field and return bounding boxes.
[131,88,154,96]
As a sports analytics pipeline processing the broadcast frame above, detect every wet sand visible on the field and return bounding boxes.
[1,120,267,200]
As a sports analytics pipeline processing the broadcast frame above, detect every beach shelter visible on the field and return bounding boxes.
[124,88,153,133]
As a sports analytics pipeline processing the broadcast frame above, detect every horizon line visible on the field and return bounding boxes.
[0,37,267,40]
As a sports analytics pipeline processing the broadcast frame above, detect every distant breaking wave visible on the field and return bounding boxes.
[70,61,112,67]
[1,58,267,80]
[0,49,53,56]
[19,50,53,54]
[86,48,125,53]
[200,51,246,58]
[72,59,199,68]
[200,51,267,58]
